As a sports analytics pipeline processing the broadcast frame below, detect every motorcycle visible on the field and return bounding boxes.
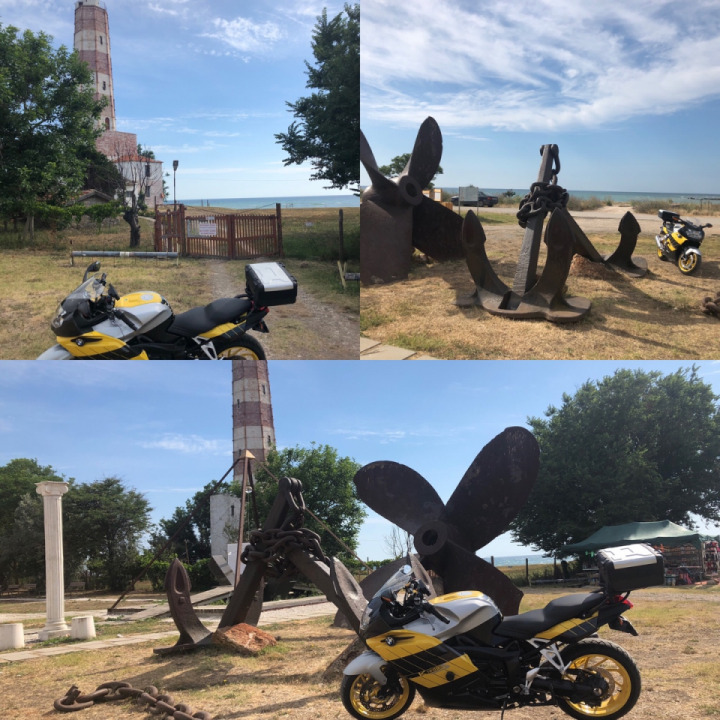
[342,544,664,720]
[38,260,297,360]
[656,209,712,275]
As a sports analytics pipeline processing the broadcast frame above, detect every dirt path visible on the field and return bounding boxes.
[208,260,358,359]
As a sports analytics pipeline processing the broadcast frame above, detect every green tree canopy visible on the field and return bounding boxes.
[0,24,104,237]
[0,462,151,591]
[379,153,444,190]
[275,4,359,190]
[152,479,224,564]
[238,443,366,562]
[511,367,720,555]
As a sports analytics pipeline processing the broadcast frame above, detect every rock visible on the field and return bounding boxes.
[212,624,277,655]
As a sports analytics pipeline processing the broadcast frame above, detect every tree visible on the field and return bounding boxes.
[511,367,720,555]
[0,24,104,239]
[63,477,151,590]
[152,480,224,564]
[81,146,125,198]
[379,153,444,190]
[240,443,366,562]
[275,4,359,190]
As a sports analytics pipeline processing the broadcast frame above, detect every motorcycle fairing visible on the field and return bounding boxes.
[58,331,148,359]
[367,631,478,689]
[115,291,166,308]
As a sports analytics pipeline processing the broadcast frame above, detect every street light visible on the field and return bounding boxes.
[172,160,179,210]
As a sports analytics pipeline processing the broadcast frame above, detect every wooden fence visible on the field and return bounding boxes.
[154,204,283,259]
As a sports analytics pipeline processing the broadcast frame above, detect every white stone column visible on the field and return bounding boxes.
[35,481,70,640]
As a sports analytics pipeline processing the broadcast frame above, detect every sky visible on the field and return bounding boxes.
[2,359,720,563]
[361,0,720,195]
[0,0,352,201]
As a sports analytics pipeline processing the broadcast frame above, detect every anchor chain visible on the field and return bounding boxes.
[241,526,328,572]
[516,181,569,228]
[53,681,212,719]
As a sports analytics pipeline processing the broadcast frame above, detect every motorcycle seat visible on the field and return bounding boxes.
[169,297,253,337]
[495,591,604,640]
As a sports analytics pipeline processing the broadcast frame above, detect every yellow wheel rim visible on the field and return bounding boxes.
[218,346,260,359]
[564,653,633,717]
[678,252,698,273]
[349,674,411,719]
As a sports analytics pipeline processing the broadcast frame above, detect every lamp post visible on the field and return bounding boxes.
[172,160,179,209]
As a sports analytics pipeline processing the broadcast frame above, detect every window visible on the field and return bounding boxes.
[99,36,103,45]
[102,81,106,90]
[104,117,110,130]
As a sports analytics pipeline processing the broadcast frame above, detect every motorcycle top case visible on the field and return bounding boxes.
[597,543,664,592]
[245,262,297,306]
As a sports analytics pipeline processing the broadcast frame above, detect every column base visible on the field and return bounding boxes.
[39,624,70,641]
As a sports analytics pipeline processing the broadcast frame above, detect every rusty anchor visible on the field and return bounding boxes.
[157,476,368,654]
[459,144,647,322]
[360,117,464,284]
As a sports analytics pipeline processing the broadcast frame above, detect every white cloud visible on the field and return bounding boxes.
[201,16,285,54]
[361,0,720,132]
[138,433,231,455]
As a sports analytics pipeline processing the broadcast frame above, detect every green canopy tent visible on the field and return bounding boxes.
[561,520,701,556]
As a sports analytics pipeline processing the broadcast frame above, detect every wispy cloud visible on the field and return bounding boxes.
[138,433,231,456]
[201,16,285,54]
[362,0,720,132]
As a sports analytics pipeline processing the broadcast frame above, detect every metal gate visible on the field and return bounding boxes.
[154,204,283,259]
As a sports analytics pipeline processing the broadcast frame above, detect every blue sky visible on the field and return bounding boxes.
[2,360,719,562]
[361,0,720,195]
[0,0,351,200]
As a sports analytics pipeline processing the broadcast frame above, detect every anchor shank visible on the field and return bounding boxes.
[512,145,559,294]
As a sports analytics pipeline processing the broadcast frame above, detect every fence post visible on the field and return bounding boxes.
[275,203,284,257]
[338,208,345,263]
[179,204,187,257]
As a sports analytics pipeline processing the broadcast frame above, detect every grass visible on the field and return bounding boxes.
[0,207,358,359]
[1,586,718,719]
[362,217,720,359]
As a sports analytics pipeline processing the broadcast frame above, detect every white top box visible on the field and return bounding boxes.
[247,262,295,291]
[598,543,659,568]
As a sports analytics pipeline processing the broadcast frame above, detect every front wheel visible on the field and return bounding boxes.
[677,249,701,275]
[214,334,266,360]
[556,639,640,720]
[340,673,415,720]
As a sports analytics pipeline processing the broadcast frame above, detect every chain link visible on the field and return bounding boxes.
[53,681,212,719]
[516,181,569,228]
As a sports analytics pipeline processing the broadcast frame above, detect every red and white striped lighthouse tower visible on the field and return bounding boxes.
[74,0,116,132]
[232,361,276,486]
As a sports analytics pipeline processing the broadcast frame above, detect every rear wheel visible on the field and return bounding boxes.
[556,639,640,720]
[678,249,701,275]
[214,334,266,360]
[340,673,415,720]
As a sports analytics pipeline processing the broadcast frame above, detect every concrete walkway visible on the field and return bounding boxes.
[360,336,436,360]
[0,598,336,664]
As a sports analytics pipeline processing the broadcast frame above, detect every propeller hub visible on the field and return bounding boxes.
[414,520,450,556]
[397,175,423,207]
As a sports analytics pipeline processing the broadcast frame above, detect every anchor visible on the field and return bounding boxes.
[360,117,464,284]
[460,144,647,322]
[156,476,369,654]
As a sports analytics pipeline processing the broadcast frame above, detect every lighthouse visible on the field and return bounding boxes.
[232,360,276,485]
[74,0,116,132]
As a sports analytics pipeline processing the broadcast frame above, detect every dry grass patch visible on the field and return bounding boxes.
[361,221,720,359]
[1,587,718,719]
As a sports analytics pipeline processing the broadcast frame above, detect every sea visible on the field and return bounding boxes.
[481,554,554,567]
[181,194,359,210]
[476,189,720,204]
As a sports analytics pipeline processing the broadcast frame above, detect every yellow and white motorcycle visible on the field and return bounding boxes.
[656,209,712,275]
[343,544,664,720]
[38,261,296,360]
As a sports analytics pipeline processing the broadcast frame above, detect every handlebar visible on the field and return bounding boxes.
[423,601,451,624]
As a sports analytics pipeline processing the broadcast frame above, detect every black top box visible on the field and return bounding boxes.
[245,262,298,307]
[597,544,665,593]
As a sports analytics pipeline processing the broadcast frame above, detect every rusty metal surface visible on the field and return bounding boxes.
[604,211,648,276]
[360,117,462,283]
[353,427,539,615]
[155,558,213,654]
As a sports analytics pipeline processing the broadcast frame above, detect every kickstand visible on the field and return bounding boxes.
[500,699,508,720]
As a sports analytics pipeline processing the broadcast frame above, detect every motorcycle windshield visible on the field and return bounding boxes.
[360,565,414,631]
[52,276,106,327]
